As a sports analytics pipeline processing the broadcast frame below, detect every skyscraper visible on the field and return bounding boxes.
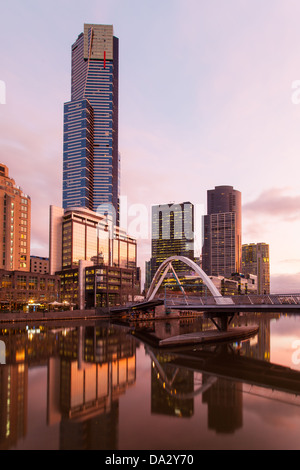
[150,202,194,280]
[63,24,120,224]
[242,243,270,294]
[202,186,241,277]
[0,164,31,271]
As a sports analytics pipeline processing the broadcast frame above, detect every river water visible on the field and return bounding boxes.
[1,312,300,451]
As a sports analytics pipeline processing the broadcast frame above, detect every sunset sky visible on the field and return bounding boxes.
[1,0,300,291]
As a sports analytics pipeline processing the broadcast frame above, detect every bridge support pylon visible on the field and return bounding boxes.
[205,312,236,332]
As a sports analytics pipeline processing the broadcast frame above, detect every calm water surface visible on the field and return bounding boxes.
[1,312,300,450]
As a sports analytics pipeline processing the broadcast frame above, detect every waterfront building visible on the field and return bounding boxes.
[0,269,60,311]
[242,243,270,294]
[214,273,257,296]
[49,206,139,308]
[159,272,257,299]
[202,186,241,278]
[0,164,31,272]
[150,202,194,281]
[63,24,120,225]
[49,206,136,274]
[30,256,49,274]
[58,264,140,309]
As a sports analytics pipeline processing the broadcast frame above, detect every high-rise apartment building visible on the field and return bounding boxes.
[0,164,31,271]
[242,243,270,294]
[150,202,194,280]
[202,186,241,277]
[63,24,120,224]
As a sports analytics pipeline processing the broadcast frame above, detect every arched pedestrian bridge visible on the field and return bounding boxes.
[146,256,234,305]
[107,256,300,340]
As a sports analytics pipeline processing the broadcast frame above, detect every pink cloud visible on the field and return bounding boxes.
[243,188,300,221]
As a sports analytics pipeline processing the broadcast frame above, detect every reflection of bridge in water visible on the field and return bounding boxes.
[136,335,300,407]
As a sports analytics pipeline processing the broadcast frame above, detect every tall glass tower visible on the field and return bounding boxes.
[150,202,195,280]
[63,24,120,225]
[202,186,242,277]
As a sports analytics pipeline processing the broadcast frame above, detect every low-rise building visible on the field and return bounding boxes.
[0,269,61,311]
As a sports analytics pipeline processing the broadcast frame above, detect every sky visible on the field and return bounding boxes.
[1,0,300,292]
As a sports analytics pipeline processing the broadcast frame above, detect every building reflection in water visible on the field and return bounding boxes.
[1,313,296,449]
[0,324,136,450]
[143,314,272,434]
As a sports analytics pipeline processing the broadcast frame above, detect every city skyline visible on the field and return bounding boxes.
[2,0,300,292]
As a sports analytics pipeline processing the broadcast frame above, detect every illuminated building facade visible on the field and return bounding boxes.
[150,202,194,280]
[202,186,241,278]
[63,24,120,224]
[50,206,136,273]
[0,269,61,311]
[0,164,31,272]
[242,243,270,294]
[49,206,139,308]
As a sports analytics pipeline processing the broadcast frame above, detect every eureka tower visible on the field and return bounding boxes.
[63,24,120,224]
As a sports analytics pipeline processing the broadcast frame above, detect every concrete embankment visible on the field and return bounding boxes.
[0,309,107,324]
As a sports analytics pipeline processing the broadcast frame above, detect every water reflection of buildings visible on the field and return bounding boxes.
[0,362,27,449]
[52,326,136,449]
[0,314,288,449]
[0,324,136,450]
[151,353,194,418]
[146,314,273,435]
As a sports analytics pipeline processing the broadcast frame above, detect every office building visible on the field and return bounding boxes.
[202,186,241,277]
[49,206,136,274]
[49,206,139,308]
[63,24,120,224]
[0,164,31,272]
[150,202,194,280]
[242,243,270,294]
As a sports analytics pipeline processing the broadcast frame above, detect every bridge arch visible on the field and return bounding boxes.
[146,256,232,305]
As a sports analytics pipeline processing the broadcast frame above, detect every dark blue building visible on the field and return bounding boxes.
[63,24,120,225]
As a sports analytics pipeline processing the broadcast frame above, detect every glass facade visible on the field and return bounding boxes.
[61,208,137,270]
[84,265,140,308]
[63,100,94,210]
[151,202,194,279]
[242,243,270,294]
[63,24,120,225]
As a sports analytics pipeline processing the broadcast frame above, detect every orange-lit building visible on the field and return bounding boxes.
[49,206,140,309]
[0,164,31,272]
[242,243,270,294]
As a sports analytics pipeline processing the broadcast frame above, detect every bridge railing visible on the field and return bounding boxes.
[159,293,300,306]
